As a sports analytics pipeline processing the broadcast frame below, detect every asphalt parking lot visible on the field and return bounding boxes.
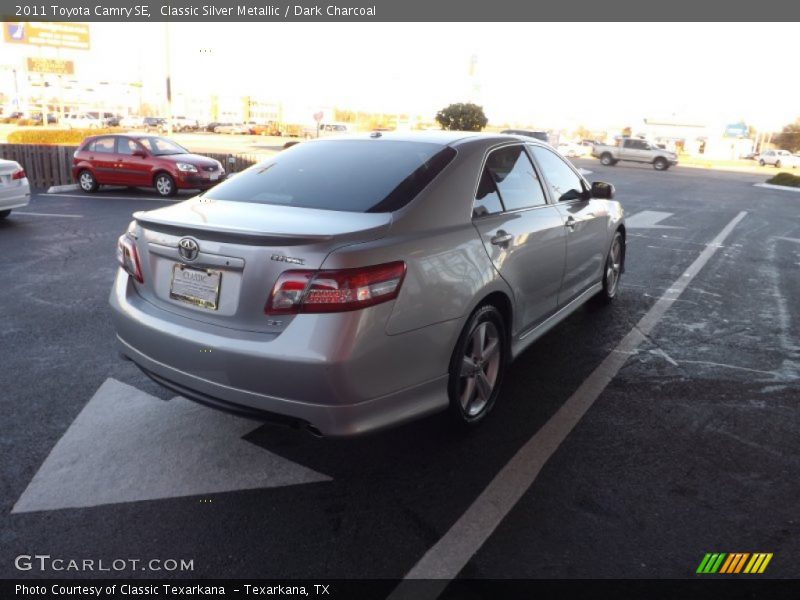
[1,161,798,586]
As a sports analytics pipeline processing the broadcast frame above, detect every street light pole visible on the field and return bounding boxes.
[164,22,173,136]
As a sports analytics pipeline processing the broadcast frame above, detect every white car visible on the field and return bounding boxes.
[758,149,799,168]
[62,113,102,129]
[214,123,251,134]
[0,159,31,219]
[557,142,583,158]
[119,115,145,129]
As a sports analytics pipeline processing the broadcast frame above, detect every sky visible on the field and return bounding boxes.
[9,22,800,130]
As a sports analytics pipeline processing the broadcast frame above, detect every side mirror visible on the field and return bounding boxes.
[132,150,146,158]
[591,181,615,199]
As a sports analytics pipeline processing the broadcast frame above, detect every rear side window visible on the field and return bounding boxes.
[92,138,116,153]
[205,140,456,213]
[484,145,547,211]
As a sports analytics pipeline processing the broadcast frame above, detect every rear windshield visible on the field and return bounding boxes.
[204,140,456,213]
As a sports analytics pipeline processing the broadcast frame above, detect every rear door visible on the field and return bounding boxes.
[88,137,120,184]
[529,144,609,306]
[471,144,567,331]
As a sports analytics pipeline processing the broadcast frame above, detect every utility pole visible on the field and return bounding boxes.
[164,22,173,136]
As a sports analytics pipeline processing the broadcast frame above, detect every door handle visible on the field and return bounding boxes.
[490,230,514,246]
[565,216,577,231]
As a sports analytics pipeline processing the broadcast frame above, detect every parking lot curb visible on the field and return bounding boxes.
[47,183,79,193]
[754,183,800,194]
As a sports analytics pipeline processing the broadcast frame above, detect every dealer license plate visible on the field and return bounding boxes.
[169,264,221,310]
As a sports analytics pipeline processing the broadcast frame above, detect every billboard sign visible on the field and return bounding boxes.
[3,22,90,50]
[26,57,75,75]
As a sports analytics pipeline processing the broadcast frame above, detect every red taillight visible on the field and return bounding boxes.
[11,168,25,181]
[116,234,144,283]
[266,261,406,315]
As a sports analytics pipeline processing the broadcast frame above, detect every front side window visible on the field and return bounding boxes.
[484,145,547,211]
[117,137,142,155]
[529,145,586,202]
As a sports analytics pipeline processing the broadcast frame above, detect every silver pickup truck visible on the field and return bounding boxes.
[592,138,678,171]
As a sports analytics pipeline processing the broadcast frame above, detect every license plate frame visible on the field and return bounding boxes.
[169,264,222,310]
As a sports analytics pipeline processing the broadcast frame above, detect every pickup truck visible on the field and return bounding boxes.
[592,138,678,171]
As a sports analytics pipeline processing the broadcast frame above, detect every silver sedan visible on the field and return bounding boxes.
[110,132,625,436]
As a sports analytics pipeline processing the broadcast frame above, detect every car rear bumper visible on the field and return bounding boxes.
[0,179,31,210]
[109,271,454,436]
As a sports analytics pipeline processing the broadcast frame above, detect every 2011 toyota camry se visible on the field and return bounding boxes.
[110,132,625,436]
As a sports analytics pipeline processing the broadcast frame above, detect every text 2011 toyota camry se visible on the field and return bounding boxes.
[110,132,625,436]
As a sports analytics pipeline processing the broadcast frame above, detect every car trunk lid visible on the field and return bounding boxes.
[131,199,392,333]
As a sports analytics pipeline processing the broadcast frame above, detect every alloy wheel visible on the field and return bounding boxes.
[458,321,501,417]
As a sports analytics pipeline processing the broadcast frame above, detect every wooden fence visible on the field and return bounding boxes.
[0,144,261,190]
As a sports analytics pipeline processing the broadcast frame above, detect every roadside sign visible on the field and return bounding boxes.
[26,57,74,75]
[3,22,90,50]
[313,111,323,122]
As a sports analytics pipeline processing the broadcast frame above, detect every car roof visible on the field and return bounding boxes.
[308,130,541,148]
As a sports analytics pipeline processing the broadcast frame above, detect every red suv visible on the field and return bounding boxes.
[72,134,225,197]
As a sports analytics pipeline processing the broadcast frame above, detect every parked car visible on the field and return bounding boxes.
[557,142,583,158]
[592,137,678,170]
[30,112,58,124]
[119,115,145,129]
[143,117,168,133]
[109,132,625,436]
[171,116,199,132]
[0,159,30,220]
[302,122,351,138]
[214,123,251,135]
[205,121,226,132]
[62,113,101,129]
[501,129,550,143]
[72,134,225,197]
[758,149,799,168]
[88,111,122,127]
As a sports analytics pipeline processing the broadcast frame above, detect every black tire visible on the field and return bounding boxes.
[596,230,624,304]
[653,157,669,171]
[759,159,765,166]
[447,304,508,426]
[154,173,177,197]
[600,153,614,166]
[775,160,782,169]
[0,209,10,220]
[78,169,98,193]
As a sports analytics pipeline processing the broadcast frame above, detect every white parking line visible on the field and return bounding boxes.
[388,210,748,599]
[45,193,177,203]
[12,211,83,218]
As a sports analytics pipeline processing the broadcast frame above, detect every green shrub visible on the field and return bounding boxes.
[6,127,121,145]
[766,172,800,188]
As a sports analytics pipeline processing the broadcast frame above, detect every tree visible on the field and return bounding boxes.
[435,103,488,131]
[774,119,800,152]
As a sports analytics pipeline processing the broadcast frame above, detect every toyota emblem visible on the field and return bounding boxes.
[178,237,199,261]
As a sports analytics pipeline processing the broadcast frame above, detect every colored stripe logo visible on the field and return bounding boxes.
[697,553,773,574]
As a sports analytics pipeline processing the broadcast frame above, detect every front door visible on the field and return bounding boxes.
[116,137,152,186]
[529,144,609,306]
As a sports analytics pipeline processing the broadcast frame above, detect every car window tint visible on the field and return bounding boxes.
[205,140,456,213]
[93,138,116,153]
[485,145,547,210]
[529,145,586,202]
[473,168,504,217]
[117,138,139,155]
